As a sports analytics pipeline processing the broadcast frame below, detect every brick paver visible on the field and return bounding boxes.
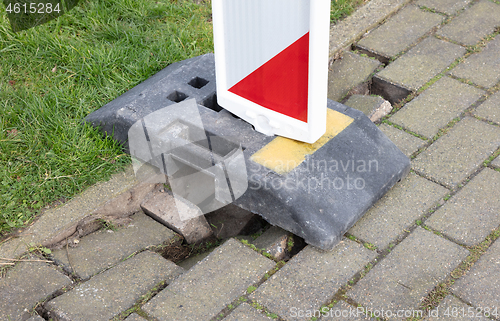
[423,295,475,321]
[475,91,500,124]
[425,168,500,246]
[223,303,274,321]
[320,301,374,320]
[349,173,448,249]
[390,76,484,138]
[124,313,147,321]
[26,315,45,321]
[375,37,466,92]
[437,0,500,46]
[416,0,473,15]
[379,124,427,157]
[492,156,500,168]
[356,6,443,59]
[412,117,500,188]
[349,228,469,320]
[142,239,275,321]
[452,238,500,309]
[46,251,183,321]
[250,239,376,321]
[450,35,500,89]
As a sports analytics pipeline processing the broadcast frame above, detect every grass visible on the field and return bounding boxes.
[0,0,366,237]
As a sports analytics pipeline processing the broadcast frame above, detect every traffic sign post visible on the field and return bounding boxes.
[212,0,331,143]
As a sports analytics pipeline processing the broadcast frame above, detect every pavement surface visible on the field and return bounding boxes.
[1,0,500,320]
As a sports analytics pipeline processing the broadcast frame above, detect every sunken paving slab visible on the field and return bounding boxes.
[348,228,469,320]
[349,173,448,249]
[452,238,500,309]
[389,77,484,138]
[327,51,381,102]
[252,226,290,261]
[142,238,275,321]
[223,303,274,321]
[437,0,500,46]
[375,37,466,93]
[378,124,427,157]
[46,251,183,321]
[356,5,443,59]
[249,239,376,321]
[423,295,475,321]
[425,168,500,246]
[319,301,375,320]
[450,35,500,89]
[475,91,500,124]
[412,117,500,188]
[344,94,393,122]
[416,0,473,15]
[0,258,72,321]
[52,211,177,279]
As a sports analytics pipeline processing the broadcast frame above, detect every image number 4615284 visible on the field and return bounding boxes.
[2,0,80,32]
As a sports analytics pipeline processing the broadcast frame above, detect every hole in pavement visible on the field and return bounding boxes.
[167,91,188,103]
[201,93,223,112]
[188,76,209,89]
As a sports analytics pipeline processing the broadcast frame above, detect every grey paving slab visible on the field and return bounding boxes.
[327,51,381,101]
[492,156,500,168]
[376,37,466,91]
[426,168,500,246]
[26,315,45,321]
[0,258,72,321]
[379,124,427,157]
[357,6,443,58]
[249,239,376,321]
[423,295,475,320]
[223,303,273,321]
[437,0,500,46]
[52,211,176,279]
[345,94,393,122]
[450,35,500,89]
[142,238,275,321]
[452,238,500,309]
[390,77,484,138]
[124,313,147,321]
[413,117,500,188]
[319,301,374,320]
[416,0,473,14]
[475,91,500,124]
[349,173,448,249]
[349,228,469,320]
[46,251,183,321]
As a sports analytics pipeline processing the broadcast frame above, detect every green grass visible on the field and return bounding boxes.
[0,0,365,237]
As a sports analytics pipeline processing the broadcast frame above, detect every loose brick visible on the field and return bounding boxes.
[349,228,469,318]
[390,77,484,138]
[426,168,500,246]
[252,226,290,261]
[379,124,427,157]
[475,91,500,124]
[345,95,393,122]
[450,35,500,89]
[412,117,500,188]
[52,211,177,279]
[452,237,500,309]
[46,251,183,321]
[356,6,443,59]
[142,238,275,321]
[0,258,72,321]
[416,0,472,15]
[437,0,500,46]
[423,295,475,321]
[349,173,448,249]
[250,239,376,321]
[223,303,274,321]
[375,37,466,92]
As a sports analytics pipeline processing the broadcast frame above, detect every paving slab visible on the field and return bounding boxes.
[124,313,147,321]
[452,238,500,310]
[450,35,500,89]
[423,295,475,320]
[26,315,45,321]
[0,258,72,321]
[46,251,183,321]
[356,5,443,59]
[142,238,275,321]
[349,173,448,249]
[492,156,500,168]
[412,117,500,188]
[249,239,376,321]
[345,95,393,122]
[425,168,500,246]
[327,51,381,102]
[252,226,290,261]
[390,77,484,138]
[416,0,473,15]
[223,303,274,321]
[375,37,466,93]
[320,301,374,320]
[379,124,427,157]
[349,228,469,320]
[51,211,176,279]
[475,90,500,124]
[437,0,500,46]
